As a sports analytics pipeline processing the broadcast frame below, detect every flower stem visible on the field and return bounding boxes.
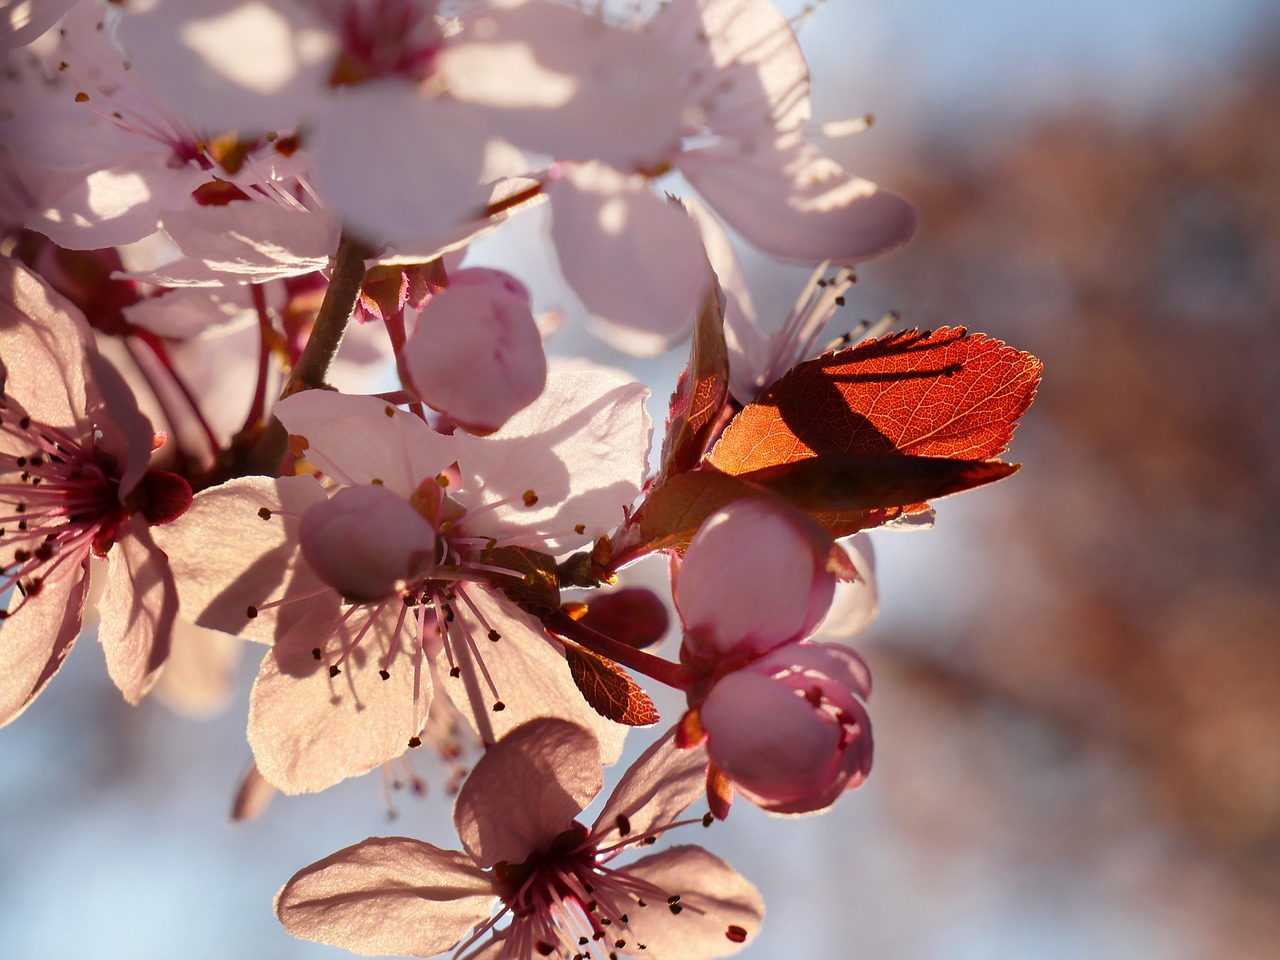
[240,232,373,476]
[547,611,688,691]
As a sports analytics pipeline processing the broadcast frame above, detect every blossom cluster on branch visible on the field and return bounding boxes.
[1,1,1041,957]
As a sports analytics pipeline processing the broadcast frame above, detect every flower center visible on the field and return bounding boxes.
[0,399,123,616]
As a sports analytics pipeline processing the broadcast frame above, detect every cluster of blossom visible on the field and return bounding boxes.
[1,1,1042,957]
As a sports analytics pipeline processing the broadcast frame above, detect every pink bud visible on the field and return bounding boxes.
[299,485,436,602]
[400,272,547,435]
[675,498,835,665]
[697,642,873,815]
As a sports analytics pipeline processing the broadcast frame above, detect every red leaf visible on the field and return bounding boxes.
[656,280,730,484]
[565,645,660,726]
[707,327,1043,473]
[740,455,1020,512]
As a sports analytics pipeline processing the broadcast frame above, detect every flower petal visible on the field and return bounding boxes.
[97,515,178,705]
[450,367,650,554]
[0,258,93,434]
[592,728,708,847]
[549,162,712,355]
[276,836,496,958]
[679,135,915,264]
[438,2,683,167]
[0,560,89,727]
[119,0,338,134]
[152,475,332,643]
[401,279,547,435]
[454,717,603,866]
[623,845,764,959]
[438,586,628,765]
[816,534,879,640]
[274,391,457,498]
[309,82,494,247]
[248,604,431,794]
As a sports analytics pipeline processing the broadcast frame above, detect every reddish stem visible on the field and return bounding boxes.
[547,610,688,691]
[131,330,221,459]
[240,283,273,437]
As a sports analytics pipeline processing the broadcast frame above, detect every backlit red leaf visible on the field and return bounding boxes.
[656,280,730,484]
[707,327,1042,473]
[564,645,660,726]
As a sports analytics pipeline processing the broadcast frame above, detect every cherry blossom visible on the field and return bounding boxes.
[276,718,764,959]
[2,1,327,254]
[533,0,915,351]
[672,498,874,815]
[0,258,186,724]
[154,368,650,793]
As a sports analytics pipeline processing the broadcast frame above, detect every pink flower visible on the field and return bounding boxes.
[155,368,651,793]
[672,498,874,815]
[0,258,186,723]
[276,718,764,959]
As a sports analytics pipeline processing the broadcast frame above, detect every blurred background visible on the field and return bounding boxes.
[4,1,1279,957]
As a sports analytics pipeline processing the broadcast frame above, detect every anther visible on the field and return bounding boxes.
[536,943,555,956]
[328,665,341,678]
[726,925,748,943]
[383,405,395,418]
[246,605,258,619]
[257,507,272,520]
[74,91,89,102]
[311,647,322,660]
[449,667,461,678]
[379,669,390,680]
[574,524,585,535]
[616,814,631,836]
[702,812,713,827]
[522,489,538,507]
[487,629,501,642]
[492,701,505,712]
[408,736,422,749]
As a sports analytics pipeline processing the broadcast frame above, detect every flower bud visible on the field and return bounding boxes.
[675,498,835,666]
[697,642,873,815]
[299,485,436,602]
[401,271,547,435]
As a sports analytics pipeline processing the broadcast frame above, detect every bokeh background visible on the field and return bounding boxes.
[4,1,1280,957]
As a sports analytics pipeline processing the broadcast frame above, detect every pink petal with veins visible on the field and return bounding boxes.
[274,391,457,497]
[248,605,431,795]
[0,563,90,727]
[623,845,765,959]
[276,837,495,957]
[592,728,708,848]
[549,161,712,355]
[97,515,178,704]
[449,367,650,554]
[437,587,627,764]
[438,1,683,167]
[454,718,602,867]
[151,475,333,644]
[679,135,915,264]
